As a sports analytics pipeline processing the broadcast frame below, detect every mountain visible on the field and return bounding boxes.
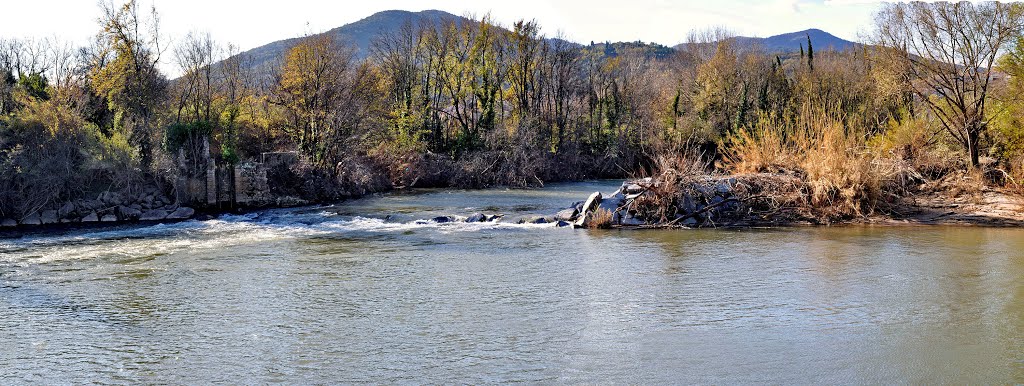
[232,10,469,72]
[228,10,857,73]
[735,29,858,53]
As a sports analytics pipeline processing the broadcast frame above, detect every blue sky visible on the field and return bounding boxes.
[1,0,881,50]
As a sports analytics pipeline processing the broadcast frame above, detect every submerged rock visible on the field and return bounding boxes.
[516,216,550,224]
[432,216,454,223]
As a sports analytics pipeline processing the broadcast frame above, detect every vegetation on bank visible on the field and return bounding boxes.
[2,1,1024,224]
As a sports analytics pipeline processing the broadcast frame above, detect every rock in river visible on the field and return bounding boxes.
[432,215,454,223]
[118,206,142,220]
[574,191,603,228]
[166,207,195,220]
[554,208,578,221]
[140,210,168,221]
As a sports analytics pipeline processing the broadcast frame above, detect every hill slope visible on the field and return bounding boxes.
[232,10,468,71]
[736,29,858,53]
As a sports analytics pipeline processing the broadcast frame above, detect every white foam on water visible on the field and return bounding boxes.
[0,212,564,265]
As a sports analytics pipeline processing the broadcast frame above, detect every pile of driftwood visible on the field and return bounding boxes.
[565,173,817,228]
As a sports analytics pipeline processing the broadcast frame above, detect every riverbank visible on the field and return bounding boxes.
[5,172,1023,234]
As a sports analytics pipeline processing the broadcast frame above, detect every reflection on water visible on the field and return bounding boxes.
[1,181,1023,383]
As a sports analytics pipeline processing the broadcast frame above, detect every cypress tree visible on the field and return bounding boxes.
[807,34,814,71]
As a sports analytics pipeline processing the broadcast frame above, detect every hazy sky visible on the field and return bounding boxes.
[1,0,884,51]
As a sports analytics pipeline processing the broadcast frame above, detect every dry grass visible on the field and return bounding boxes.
[586,208,614,229]
[724,107,887,220]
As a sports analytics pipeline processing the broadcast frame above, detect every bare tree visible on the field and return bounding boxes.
[873,1,1024,167]
[173,31,217,123]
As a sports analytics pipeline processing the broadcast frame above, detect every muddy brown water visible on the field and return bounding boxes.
[2,181,1022,383]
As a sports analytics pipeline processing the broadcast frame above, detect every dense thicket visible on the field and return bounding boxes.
[3,1,1024,219]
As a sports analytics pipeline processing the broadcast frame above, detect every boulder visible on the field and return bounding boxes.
[681,196,697,214]
[58,202,76,217]
[620,213,646,226]
[715,179,739,197]
[100,191,124,206]
[465,213,487,223]
[82,212,99,222]
[556,220,572,227]
[100,214,118,222]
[139,210,168,221]
[79,200,100,211]
[1,218,17,227]
[574,191,603,228]
[20,213,42,226]
[623,183,645,195]
[516,216,548,224]
[682,217,698,227]
[118,206,142,220]
[554,208,579,221]
[597,193,624,212]
[166,207,195,220]
[432,215,454,223]
[40,210,59,224]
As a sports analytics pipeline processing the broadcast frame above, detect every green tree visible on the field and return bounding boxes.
[90,0,168,170]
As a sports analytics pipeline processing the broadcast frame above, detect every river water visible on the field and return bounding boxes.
[1,181,1022,384]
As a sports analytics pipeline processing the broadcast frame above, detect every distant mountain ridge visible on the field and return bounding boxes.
[232,10,469,72]
[735,28,858,53]
[227,10,859,73]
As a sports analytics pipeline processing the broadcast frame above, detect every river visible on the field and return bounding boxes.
[1,181,1022,383]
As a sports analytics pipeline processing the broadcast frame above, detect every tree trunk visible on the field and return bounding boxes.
[967,128,981,168]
